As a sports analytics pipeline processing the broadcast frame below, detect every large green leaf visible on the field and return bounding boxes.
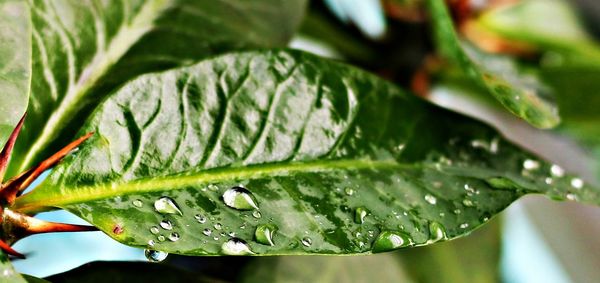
[7,0,307,178]
[14,50,599,256]
[425,0,560,129]
[0,0,30,146]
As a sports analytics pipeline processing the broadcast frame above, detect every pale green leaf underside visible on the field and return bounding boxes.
[8,0,306,177]
[15,50,599,256]
[426,0,559,129]
[0,251,26,283]
[0,0,30,145]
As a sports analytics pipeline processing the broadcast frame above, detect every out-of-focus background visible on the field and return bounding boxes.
[13,0,600,282]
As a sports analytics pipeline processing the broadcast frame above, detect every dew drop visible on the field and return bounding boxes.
[570,178,584,189]
[252,210,262,219]
[255,224,277,246]
[550,165,565,177]
[427,222,447,244]
[144,249,168,262]
[157,235,166,242]
[424,194,437,205]
[148,240,155,247]
[203,228,212,236]
[150,226,160,234]
[214,223,222,230]
[344,187,355,196]
[194,214,206,223]
[372,231,413,253]
[462,199,474,207]
[223,186,259,210]
[221,238,254,255]
[154,197,183,216]
[523,159,540,171]
[132,199,143,208]
[159,220,173,230]
[354,207,368,224]
[301,237,312,247]
[460,223,469,229]
[168,232,180,242]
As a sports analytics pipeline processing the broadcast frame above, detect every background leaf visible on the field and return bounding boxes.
[425,0,560,129]
[7,0,307,178]
[45,261,218,283]
[14,50,599,256]
[0,0,30,146]
[0,252,26,283]
[240,253,413,283]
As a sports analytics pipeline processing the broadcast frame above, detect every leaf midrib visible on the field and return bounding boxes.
[19,0,172,173]
[14,158,411,213]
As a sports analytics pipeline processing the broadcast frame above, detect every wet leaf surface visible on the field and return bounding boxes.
[14,50,599,255]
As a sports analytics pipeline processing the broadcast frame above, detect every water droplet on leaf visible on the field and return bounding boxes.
[223,186,259,210]
[570,178,584,189]
[344,187,355,196]
[301,237,312,247]
[221,238,254,255]
[150,226,159,234]
[160,220,173,230]
[203,228,212,236]
[427,222,447,244]
[252,210,262,219]
[424,194,437,205]
[354,207,368,224]
[255,224,277,246]
[372,231,413,253]
[214,223,222,230]
[145,249,168,262]
[132,199,143,208]
[551,165,565,177]
[168,232,180,242]
[523,159,540,171]
[154,197,183,216]
[195,214,206,223]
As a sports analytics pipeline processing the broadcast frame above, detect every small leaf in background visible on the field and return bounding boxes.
[425,0,560,129]
[14,50,599,256]
[0,252,27,283]
[240,253,413,283]
[0,0,30,146]
[7,0,307,178]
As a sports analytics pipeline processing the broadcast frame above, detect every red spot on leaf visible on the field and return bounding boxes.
[113,225,123,234]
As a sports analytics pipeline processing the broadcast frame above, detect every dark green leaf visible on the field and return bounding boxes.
[425,0,560,129]
[0,0,30,146]
[14,50,599,256]
[7,0,307,178]
[240,254,413,283]
[45,261,218,283]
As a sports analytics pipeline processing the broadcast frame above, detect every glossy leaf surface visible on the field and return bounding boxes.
[426,0,559,129]
[15,50,599,256]
[0,0,30,146]
[7,0,307,178]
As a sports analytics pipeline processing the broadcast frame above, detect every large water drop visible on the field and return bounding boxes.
[255,224,278,246]
[144,249,168,262]
[154,197,183,216]
[221,238,254,255]
[426,222,447,244]
[354,207,368,224]
[223,186,259,210]
[372,231,413,253]
[159,220,173,230]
